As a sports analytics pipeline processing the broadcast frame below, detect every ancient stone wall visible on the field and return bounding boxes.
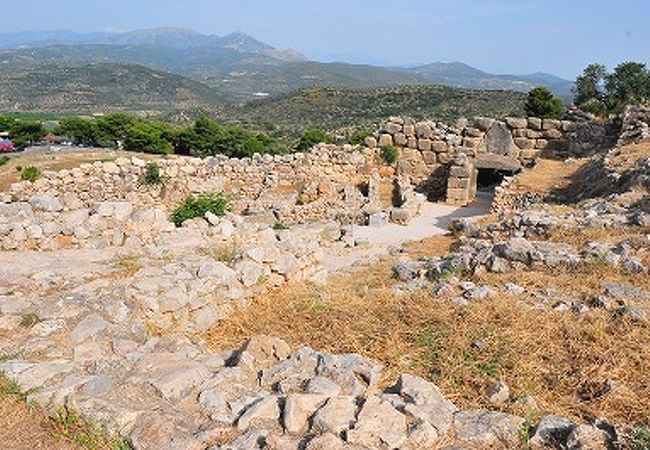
[368,114,609,205]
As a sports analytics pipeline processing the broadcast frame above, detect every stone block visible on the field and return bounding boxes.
[379,134,394,147]
[431,140,447,153]
[394,133,407,147]
[542,119,561,130]
[383,122,402,134]
[514,137,534,149]
[422,151,436,164]
[407,137,418,149]
[417,138,432,151]
[528,117,543,130]
[505,117,528,129]
[474,117,495,131]
[415,122,432,139]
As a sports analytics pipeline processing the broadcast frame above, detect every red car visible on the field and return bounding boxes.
[0,139,14,152]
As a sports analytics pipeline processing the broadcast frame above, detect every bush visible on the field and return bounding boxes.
[21,166,40,182]
[171,193,229,227]
[0,156,9,166]
[141,161,162,185]
[524,86,564,119]
[349,130,373,146]
[296,129,332,151]
[380,145,398,165]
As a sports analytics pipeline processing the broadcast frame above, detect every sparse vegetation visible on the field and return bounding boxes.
[205,247,650,425]
[0,156,9,166]
[170,193,230,227]
[19,313,40,328]
[348,129,373,146]
[0,372,130,449]
[20,165,41,182]
[140,161,163,185]
[380,145,398,165]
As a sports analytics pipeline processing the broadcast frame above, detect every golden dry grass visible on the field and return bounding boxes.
[514,158,589,195]
[608,141,650,172]
[546,225,650,247]
[205,257,650,426]
[401,234,456,259]
[0,373,126,450]
[0,149,158,192]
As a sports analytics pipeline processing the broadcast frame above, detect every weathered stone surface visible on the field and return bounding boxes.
[311,396,358,434]
[453,409,525,448]
[347,396,408,449]
[283,394,329,434]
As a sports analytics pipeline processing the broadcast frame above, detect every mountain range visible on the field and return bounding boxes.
[0,28,575,101]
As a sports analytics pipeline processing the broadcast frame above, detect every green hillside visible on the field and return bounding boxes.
[226,85,526,132]
[0,63,224,114]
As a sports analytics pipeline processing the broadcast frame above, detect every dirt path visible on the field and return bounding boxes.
[323,192,493,271]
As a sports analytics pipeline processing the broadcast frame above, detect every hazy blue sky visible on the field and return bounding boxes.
[3,0,648,78]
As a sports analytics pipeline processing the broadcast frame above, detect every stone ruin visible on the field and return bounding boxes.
[1,111,618,255]
[1,107,649,449]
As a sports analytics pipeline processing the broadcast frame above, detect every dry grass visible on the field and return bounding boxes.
[205,257,650,426]
[608,141,650,172]
[546,225,650,248]
[0,373,127,450]
[0,149,158,192]
[401,234,456,259]
[514,158,589,195]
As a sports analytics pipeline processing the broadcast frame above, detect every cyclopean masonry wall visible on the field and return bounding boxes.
[366,111,610,206]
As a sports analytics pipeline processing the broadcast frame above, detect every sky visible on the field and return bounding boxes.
[2,0,649,79]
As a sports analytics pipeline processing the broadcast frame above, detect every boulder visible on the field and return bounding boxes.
[347,396,408,449]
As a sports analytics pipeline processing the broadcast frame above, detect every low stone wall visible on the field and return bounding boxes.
[6,147,380,225]
[617,105,650,146]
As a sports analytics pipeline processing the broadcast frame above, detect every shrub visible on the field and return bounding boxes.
[171,193,229,227]
[349,130,373,146]
[0,156,9,166]
[19,313,40,328]
[141,161,162,185]
[524,86,564,119]
[273,221,289,230]
[381,145,398,165]
[296,129,332,151]
[21,166,40,182]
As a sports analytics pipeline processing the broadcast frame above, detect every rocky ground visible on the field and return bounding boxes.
[1,134,650,448]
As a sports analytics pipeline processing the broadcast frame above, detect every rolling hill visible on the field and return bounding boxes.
[227,85,526,132]
[0,28,574,101]
[0,63,224,114]
[402,62,574,100]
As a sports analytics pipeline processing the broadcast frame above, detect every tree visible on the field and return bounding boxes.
[10,120,45,147]
[524,86,564,119]
[124,121,173,155]
[604,62,650,113]
[176,117,284,158]
[574,63,607,113]
[56,117,101,146]
[96,113,138,145]
[296,129,332,151]
[0,115,16,132]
